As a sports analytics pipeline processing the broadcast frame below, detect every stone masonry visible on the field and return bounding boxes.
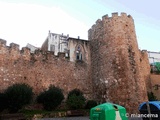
[0,12,150,113]
[0,40,92,99]
[88,12,149,113]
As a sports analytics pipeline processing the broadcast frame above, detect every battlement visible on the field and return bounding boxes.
[0,40,70,62]
[0,39,7,45]
[10,43,20,50]
[101,12,133,22]
[91,24,96,30]
[96,19,102,24]
[0,40,20,50]
[141,49,148,55]
[121,12,127,17]
[88,12,134,41]
[112,12,119,17]
[20,47,31,54]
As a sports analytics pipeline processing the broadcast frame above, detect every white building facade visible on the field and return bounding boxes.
[148,51,160,64]
[26,43,39,53]
[47,32,69,56]
[41,31,89,63]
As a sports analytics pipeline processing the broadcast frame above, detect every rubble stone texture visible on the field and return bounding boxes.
[88,12,149,113]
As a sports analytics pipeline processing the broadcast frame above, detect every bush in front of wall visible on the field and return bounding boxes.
[85,100,97,109]
[36,85,64,111]
[148,92,157,101]
[0,93,8,112]
[66,89,86,109]
[5,83,33,113]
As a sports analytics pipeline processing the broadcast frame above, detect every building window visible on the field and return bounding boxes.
[76,46,82,61]
[55,35,57,39]
[76,52,82,60]
[50,45,55,51]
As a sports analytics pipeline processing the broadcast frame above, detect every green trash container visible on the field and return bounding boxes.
[90,102,128,120]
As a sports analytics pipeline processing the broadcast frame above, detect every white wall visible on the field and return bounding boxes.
[68,40,76,62]
[26,43,38,53]
[48,33,68,56]
[148,51,160,63]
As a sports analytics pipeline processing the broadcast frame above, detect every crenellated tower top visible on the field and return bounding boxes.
[102,12,133,22]
[89,12,133,34]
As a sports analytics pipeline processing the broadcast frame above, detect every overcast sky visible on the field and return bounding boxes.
[0,0,159,52]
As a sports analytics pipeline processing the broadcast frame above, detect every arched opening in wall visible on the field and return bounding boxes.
[76,45,83,61]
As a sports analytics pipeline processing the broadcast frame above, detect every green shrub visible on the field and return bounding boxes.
[5,83,33,113]
[148,92,157,101]
[85,100,97,109]
[0,93,8,112]
[37,85,64,111]
[66,89,86,109]
[67,89,83,98]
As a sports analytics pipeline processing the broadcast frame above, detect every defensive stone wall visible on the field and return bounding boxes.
[150,74,160,100]
[0,39,92,99]
[140,50,151,92]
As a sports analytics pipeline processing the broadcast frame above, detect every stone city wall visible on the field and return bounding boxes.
[0,39,92,99]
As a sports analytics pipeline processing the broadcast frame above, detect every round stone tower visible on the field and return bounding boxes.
[88,12,148,113]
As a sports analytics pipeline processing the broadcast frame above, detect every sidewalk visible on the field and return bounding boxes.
[39,116,142,120]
